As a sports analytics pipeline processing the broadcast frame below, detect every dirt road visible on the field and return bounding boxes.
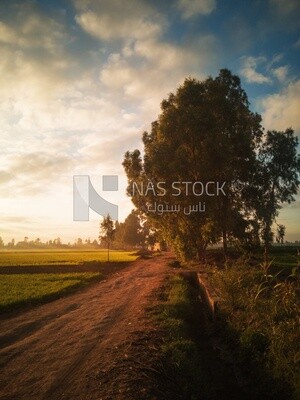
[0,254,172,400]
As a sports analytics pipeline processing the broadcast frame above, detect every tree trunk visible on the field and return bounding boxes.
[197,244,206,263]
[264,243,269,266]
[222,195,228,257]
[222,229,227,257]
[263,221,271,267]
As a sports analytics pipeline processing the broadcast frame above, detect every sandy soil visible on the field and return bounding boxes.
[0,254,174,400]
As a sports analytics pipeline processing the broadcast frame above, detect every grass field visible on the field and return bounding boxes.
[0,272,101,312]
[0,250,138,266]
[268,246,299,271]
[0,249,139,313]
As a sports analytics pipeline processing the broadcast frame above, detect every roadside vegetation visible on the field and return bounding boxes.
[154,275,205,399]
[154,274,245,400]
[207,247,300,400]
[154,250,299,399]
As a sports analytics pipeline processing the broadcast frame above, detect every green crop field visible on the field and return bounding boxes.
[0,272,101,312]
[0,250,138,266]
[0,250,139,313]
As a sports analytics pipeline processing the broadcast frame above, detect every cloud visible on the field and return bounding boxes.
[99,47,188,101]
[77,131,142,174]
[271,65,289,82]
[100,35,215,104]
[240,56,272,84]
[0,216,31,224]
[0,152,74,197]
[0,21,19,45]
[75,0,165,41]
[270,0,300,15]
[0,0,218,203]
[0,0,219,243]
[0,4,66,52]
[134,38,201,70]
[0,37,120,141]
[260,80,300,132]
[0,0,216,143]
[177,0,216,19]
[0,171,14,185]
[0,2,76,109]
[240,54,290,86]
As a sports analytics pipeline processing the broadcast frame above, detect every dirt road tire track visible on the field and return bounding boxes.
[0,254,173,400]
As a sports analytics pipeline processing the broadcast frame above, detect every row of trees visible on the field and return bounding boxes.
[123,69,300,262]
[0,236,99,249]
[1,209,159,252]
[99,210,158,252]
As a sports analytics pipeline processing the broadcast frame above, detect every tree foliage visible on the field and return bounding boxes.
[246,129,300,262]
[99,214,115,261]
[114,209,143,248]
[123,70,300,261]
[123,69,264,260]
[276,225,286,244]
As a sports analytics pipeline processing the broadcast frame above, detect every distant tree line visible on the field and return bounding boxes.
[0,236,99,249]
[0,210,160,251]
[98,210,158,250]
[123,69,300,263]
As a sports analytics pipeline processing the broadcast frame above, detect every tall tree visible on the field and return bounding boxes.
[114,220,125,249]
[99,215,115,262]
[122,210,143,247]
[76,238,83,247]
[247,129,300,263]
[276,224,286,244]
[141,219,158,249]
[114,210,145,249]
[123,69,262,260]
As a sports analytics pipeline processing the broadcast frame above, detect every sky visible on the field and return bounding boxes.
[0,0,299,244]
